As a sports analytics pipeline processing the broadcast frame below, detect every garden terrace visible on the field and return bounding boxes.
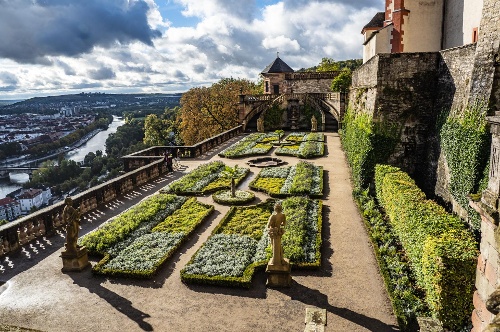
[161,161,249,195]
[180,197,322,287]
[0,131,399,331]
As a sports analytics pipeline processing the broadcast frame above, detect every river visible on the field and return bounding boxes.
[0,116,125,199]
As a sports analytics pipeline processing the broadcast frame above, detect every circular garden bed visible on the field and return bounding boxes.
[247,157,286,168]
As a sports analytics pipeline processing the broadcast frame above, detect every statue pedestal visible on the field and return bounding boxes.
[60,247,90,272]
[266,258,292,287]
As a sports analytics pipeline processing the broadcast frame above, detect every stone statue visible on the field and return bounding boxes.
[267,202,287,266]
[62,197,81,255]
[257,116,265,132]
[311,115,317,132]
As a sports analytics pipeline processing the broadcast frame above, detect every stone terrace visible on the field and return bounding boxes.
[0,133,398,332]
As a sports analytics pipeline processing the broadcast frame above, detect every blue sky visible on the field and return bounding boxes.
[0,0,383,99]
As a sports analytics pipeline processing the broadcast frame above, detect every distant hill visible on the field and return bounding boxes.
[0,92,183,115]
[0,100,24,106]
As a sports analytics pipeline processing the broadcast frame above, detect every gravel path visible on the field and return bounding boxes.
[0,133,399,332]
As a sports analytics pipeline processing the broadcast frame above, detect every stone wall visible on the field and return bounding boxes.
[349,52,441,185]
[349,1,500,327]
[428,44,477,217]
[468,0,500,107]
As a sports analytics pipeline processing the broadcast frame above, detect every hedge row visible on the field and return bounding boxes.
[374,164,478,329]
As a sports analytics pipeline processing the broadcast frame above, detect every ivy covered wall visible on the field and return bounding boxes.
[346,46,490,230]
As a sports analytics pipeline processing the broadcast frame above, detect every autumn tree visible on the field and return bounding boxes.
[178,78,260,145]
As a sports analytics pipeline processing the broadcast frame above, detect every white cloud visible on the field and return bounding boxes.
[0,0,384,99]
[262,35,301,52]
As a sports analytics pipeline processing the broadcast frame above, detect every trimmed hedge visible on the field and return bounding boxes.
[355,189,425,330]
[374,164,478,329]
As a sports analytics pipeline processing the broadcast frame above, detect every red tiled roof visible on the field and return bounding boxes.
[18,189,42,199]
[0,197,17,206]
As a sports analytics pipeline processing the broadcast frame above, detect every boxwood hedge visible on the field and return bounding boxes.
[374,164,478,330]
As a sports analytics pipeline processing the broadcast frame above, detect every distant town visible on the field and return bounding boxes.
[0,92,182,224]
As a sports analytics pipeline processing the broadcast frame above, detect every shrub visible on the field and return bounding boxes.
[374,165,478,329]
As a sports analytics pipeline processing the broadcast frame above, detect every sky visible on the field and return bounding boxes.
[0,0,384,100]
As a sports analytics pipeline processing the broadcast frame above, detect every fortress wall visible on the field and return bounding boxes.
[349,52,441,185]
[290,77,336,93]
[431,44,477,215]
[468,0,500,107]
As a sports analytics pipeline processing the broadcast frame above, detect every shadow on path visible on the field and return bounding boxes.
[185,269,267,299]
[69,272,154,331]
[278,280,400,332]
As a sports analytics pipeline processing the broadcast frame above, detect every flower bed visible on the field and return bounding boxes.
[218,133,274,158]
[275,132,325,158]
[79,194,187,254]
[285,132,324,142]
[161,161,249,195]
[212,190,255,205]
[249,161,323,198]
[181,197,322,287]
[83,196,214,278]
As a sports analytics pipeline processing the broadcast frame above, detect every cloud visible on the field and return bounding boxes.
[0,72,19,91]
[0,0,161,63]
[262,35,301,52]
[0,0,385,98]
[88,67,116,80]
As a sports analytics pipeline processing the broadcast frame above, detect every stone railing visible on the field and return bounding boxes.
[284,71,340,80]
[0,125,244,257]
[122,125,243,172]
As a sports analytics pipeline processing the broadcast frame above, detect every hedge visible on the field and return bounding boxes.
[374,164,478,329]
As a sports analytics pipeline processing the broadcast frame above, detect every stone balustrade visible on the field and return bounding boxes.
[122,125,243,172]
[0,125,243,258]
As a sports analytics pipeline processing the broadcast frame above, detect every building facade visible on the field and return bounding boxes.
[0,197,21,221]
[18,189,44,213]
[362,0,484,63]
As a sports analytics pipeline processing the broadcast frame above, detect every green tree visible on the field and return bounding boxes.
[331,68,352,92]
[220,165,240,197]
[316,58,340,72]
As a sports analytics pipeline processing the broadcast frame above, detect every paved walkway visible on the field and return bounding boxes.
[0,133,399,332]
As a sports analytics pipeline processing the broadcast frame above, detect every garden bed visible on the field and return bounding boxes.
[161,161,249,195]
[249,161,323,198]
[181,197,322,288]
[79,195,214,278]
[275,132,325,158]
[218,133,274,158]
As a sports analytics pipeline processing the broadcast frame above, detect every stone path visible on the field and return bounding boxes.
[0,133,399,332]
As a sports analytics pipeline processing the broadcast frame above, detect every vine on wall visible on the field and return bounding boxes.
[340,107,399,189]
[439,102,490,230]
[301,103,323,129]
[263,104,285,130]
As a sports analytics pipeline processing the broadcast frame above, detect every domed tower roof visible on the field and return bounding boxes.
[261,54,294,74]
